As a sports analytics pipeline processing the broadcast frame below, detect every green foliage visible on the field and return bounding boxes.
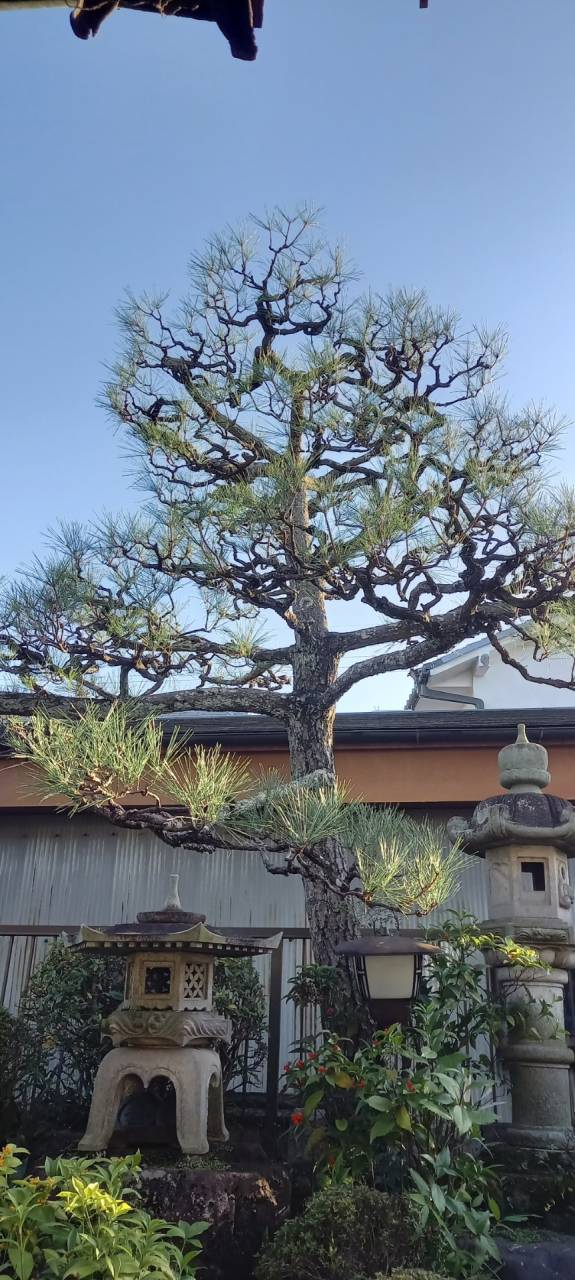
[341,810,466,914]
[7,707,465,918]
[284,1032,498,1194]
[14,940,124,1127]
[409,1148,501,1278]
[287,965,345,1021]
[6,705,167,813]
[6,709,250,819]
[0,1010,18,1144]
[254,1185,422,1280]
[285,916,541,1277]
[159,742,251,823]
[287,964,359,1043]
[213,956,267,1090]
[0,1146,208,1279]
[232,778,352,849]
[422,913,542,1053]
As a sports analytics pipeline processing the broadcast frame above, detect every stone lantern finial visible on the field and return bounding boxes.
[497,722,550,793]
[164,873,182,911]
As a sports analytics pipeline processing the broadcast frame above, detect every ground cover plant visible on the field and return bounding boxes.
[0,1146,208,1279]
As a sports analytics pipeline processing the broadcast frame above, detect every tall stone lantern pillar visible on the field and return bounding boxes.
[449,725,575,1148]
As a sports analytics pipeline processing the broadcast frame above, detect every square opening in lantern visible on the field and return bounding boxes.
[520,860,546,894]
[144,965,173,995]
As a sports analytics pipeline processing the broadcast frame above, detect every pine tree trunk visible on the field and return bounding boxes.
[287,700,362,968]
[287,415,362,974]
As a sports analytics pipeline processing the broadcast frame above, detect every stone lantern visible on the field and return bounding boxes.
[449,725,575,1148]
[74,876,281,1155]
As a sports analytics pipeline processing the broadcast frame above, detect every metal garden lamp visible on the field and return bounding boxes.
[335,936,440,1026]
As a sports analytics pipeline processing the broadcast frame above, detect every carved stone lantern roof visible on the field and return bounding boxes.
[74,875,281,957]
[448,724,575,857]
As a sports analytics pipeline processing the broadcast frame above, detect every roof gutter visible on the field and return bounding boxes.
[411,669,484,711]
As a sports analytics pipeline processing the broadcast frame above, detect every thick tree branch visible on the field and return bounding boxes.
[0,685,291,720]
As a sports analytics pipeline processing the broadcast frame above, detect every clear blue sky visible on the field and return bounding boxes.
[1,0,575,709]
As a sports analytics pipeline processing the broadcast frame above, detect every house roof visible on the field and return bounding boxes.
[2,708,575,760]
[155,707,575,748]
[413,629,517,676]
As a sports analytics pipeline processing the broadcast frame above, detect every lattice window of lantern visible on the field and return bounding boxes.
[183,961,209,1002]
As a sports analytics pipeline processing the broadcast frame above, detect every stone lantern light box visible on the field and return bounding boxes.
[74,875,281,1154]
[452,723,575,931]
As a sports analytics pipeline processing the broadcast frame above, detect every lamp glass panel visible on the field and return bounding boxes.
[365,953,415,1000]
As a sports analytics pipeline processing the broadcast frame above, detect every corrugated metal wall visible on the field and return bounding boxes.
[0,810,491,930]
[0,809,490,1090]
[0,812,308,930]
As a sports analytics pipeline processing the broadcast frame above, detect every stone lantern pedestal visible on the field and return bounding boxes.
[73,876,281,1155]
[487,938,575,1146]
[449,725,575,1150]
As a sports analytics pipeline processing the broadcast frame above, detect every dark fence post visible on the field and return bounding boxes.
[266,937,284,1130]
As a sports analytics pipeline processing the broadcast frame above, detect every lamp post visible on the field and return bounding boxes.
[335,936,440,1027]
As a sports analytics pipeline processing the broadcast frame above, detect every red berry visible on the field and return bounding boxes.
[291,1111,305,1127]
[406,1080,416,1092]
[295,1059,305,1069]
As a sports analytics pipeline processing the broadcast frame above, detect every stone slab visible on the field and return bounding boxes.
[139,1166,290,1280]
[498,1238,575,1279]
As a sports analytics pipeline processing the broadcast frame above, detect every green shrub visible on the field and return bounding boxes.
[0,1008,18,1144]
[14,940,124,1128]
[0,1145,208,1279]
[213,956,267,1089]
[254,1185,422,1280]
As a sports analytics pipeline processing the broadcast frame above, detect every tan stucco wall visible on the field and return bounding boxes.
[1,740,574,808]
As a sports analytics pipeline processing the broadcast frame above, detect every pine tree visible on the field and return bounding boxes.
[3,209,575,970]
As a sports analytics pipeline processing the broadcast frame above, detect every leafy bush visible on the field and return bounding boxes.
[254,1185,422,1280]
[0,1009,18,1144]
[213,956,267,1089]
[0,1145,208,1279]
[14,940,124,1128]
[285,916,539,1278]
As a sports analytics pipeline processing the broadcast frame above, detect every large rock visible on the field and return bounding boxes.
[498,1238,575,1279]
[139,1166,290,1280]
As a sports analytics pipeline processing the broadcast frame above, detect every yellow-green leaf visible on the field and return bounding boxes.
[305,1126,327,1155]
[395,1105,412,1131]
[304,1088,324,1118]
[488,1197,501,1222]
[333,1071,354,1089]
[370,1115,395,1142]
